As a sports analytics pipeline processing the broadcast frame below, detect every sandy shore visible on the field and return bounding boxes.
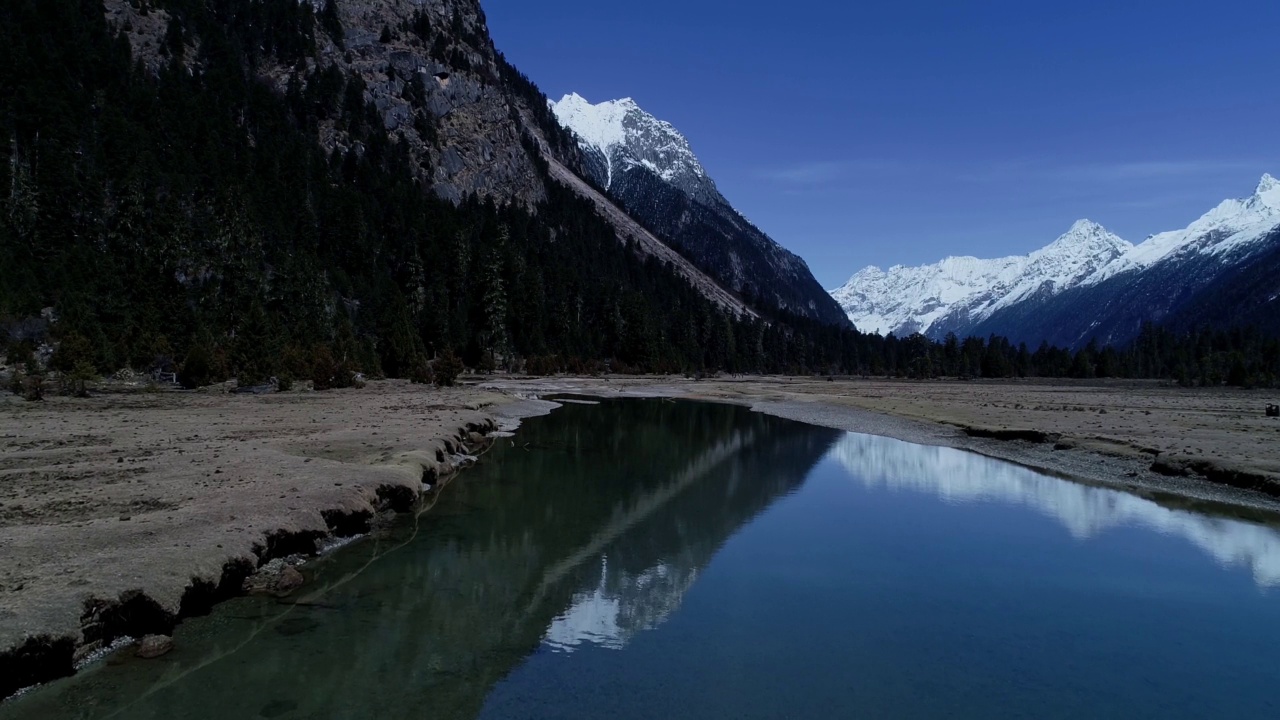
[0,381,554,697]
[4,374,1279,698]
[483,376,1280,512]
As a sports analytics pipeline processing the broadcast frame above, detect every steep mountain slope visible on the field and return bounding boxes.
[965,175,1280,347]
[1158,230,1280,336]
[94,0,759,323]
[551,94,849,326]
[1090,174,1280,283]
[832,220,1131,336]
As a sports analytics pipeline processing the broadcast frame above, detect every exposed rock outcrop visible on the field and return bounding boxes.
[104,0,552,205]
[100,0,760,318]
[135,634,174,659]
[243,561,306,598]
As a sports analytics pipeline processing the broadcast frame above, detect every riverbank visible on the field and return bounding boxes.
[0,381,554,698]
[483,376,1280,514]
[5,374,1280,700]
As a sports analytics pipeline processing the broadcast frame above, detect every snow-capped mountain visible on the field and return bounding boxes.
[832,220,1131,337]
[551,93,849,326]
[551,93,712,199]
[1089,173,1280,283]
[832,174,1280,346]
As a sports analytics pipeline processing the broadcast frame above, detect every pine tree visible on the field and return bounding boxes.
[233,304,276,387]
[319,0,344,46]
[480,228,511,371]
[434,348,464,387]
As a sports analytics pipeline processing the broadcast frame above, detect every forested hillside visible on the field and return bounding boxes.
[0,0,815,382]
[1,0,1276,390]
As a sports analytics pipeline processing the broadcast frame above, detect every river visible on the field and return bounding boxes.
[4,399,1279,719]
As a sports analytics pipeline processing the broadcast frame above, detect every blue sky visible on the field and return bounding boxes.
[484,0,1280,287]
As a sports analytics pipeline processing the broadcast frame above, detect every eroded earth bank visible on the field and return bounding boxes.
[0,381,552,698]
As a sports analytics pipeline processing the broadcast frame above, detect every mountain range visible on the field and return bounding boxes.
[2,0,1274,402]
[551,93,848,326]
[833,175,1280,347]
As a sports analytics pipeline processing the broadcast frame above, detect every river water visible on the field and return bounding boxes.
[5,399,1280,719]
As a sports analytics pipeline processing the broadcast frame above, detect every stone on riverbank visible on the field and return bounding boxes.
[135,635,173,659]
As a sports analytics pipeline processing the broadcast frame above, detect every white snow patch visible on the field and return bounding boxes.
[832,219,1129,336]
[551,92,710,191]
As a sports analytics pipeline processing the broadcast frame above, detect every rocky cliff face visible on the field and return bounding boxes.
[316,0,545,204]
[107,0,558,205]
[102,0,771,318]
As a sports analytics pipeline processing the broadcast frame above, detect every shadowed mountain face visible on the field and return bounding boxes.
[6,401,839,720]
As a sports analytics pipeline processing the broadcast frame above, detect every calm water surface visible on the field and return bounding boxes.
[6,399,1280,719]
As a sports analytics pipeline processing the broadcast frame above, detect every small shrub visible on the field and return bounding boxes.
[8,369,24,396]
[434,349,463,387]
[310,345,355,391]
[6,341,35,367]
[23,373,44,402]
[50,332,95,373]
[408,354,435,385]
[280,344,310,380]
[62,359,97,398]
[179,341,216,389]
[310,345,338,391]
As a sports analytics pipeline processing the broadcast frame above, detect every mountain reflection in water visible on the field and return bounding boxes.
[831,433,1280,587]
[2,400,839,720]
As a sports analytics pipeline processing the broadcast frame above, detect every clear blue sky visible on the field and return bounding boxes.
[484,0,1280,288]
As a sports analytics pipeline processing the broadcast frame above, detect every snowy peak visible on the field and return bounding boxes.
[1089,173,1280,281]
[1255,173,1280,208]
[551,92,710,195]
[1044,219,1130,254]
[550,92,850,326]
[833,173,1280,339]
[551,92,631,155]
[832,220,1130,336]
[1069,218,1105,234]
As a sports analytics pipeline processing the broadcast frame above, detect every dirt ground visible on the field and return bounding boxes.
[0,380,552,686]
